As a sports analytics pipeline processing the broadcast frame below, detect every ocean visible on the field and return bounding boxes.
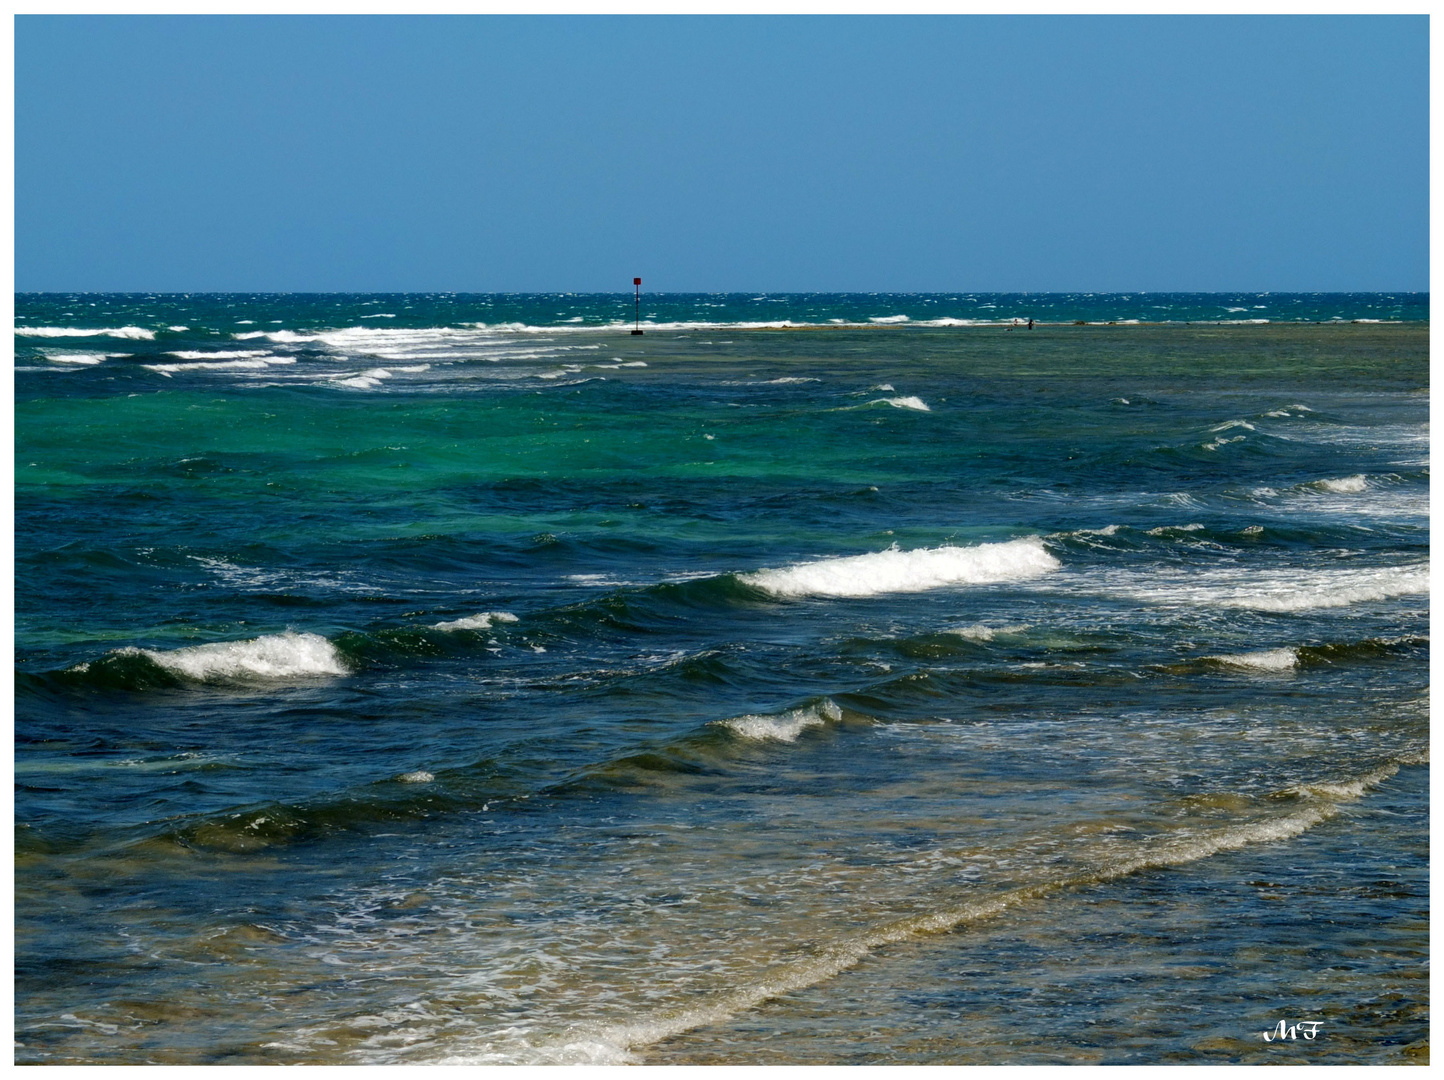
[14,293,1429,1064]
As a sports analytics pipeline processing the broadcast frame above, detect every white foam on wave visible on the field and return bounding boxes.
[16,325,155,339]
[1146,523,1205,536]
[118,630,348,681]
[1240,565,1428,612]
[397,770,435,783]
[716,699,842,742]
[1312,474,1368,494]
[166,350,274,360]
[740,537,1060,599]
[330,367,399,389]
[42,352,107,365]
[1203,435,1246,451]
[432,611,518,632]
[872,396,930,411]
[947,623,1028,641]
[145,357,296,374]
[1089,562,1428,613]
[1205,647,1299,671]
[868,315,910,324]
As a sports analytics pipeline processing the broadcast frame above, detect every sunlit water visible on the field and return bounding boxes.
[15,296,1428,1063]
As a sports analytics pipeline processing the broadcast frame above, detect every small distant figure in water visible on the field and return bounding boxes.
[1027,319,1034,330]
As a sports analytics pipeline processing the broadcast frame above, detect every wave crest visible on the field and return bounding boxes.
[115,631,348,682]
[432,611,518,632]
[16,325,156,339]
[739,538,1059,599]
[1204,647,1298,671]
[715,699,842,742]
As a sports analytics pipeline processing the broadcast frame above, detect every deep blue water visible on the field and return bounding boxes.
[14,295,1428,1063]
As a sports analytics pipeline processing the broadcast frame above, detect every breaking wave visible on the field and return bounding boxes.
[117,631,349,681]
[739,538,1060,599]
[1311,474,1369,494]
[1204,647,1299,671]
[873,395,931,411]
[47,631,351,689]
[715,699,843,742]
[16,325,156,339]
[432,611,519,631]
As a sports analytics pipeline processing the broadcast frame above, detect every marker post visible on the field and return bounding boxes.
[632,278,644,335]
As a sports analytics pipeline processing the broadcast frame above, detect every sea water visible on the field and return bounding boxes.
[14,294,1428,1063]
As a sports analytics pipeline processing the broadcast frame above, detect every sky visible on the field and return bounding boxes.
[14,15,1429,293]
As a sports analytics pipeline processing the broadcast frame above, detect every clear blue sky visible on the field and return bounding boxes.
[15,15,1429,293]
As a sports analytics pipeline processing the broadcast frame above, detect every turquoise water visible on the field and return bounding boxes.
[15,296,1428,1063]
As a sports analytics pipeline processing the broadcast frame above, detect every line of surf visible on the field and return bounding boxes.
[532,751,1424,1064]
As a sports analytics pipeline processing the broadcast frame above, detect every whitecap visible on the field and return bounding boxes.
[166,350,274,360]
[331,368,395,389]
[117,630,348,681]
[42,352,107,365]
[716,699,842,742]
[396,770,435,783]
[16,325,155,339]
[1087,562,1427,613]
[739,537,1059,598]
[432,612,518,631]
[1203,435,1246,450]
[868,315,910,324]
[1312,474,1368,494]
[145,357,295,374]
[873,396,930,411]
[1146,523,1205,536]
[946,623,1028,641]
[1204,647,1299,671]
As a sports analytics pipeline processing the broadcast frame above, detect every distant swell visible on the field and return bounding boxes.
[739,538,1059,598]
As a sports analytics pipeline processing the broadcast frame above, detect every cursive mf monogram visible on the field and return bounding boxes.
[1262,1020,1323,1042]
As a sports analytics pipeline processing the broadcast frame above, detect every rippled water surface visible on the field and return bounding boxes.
[15,297,1428,1063]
